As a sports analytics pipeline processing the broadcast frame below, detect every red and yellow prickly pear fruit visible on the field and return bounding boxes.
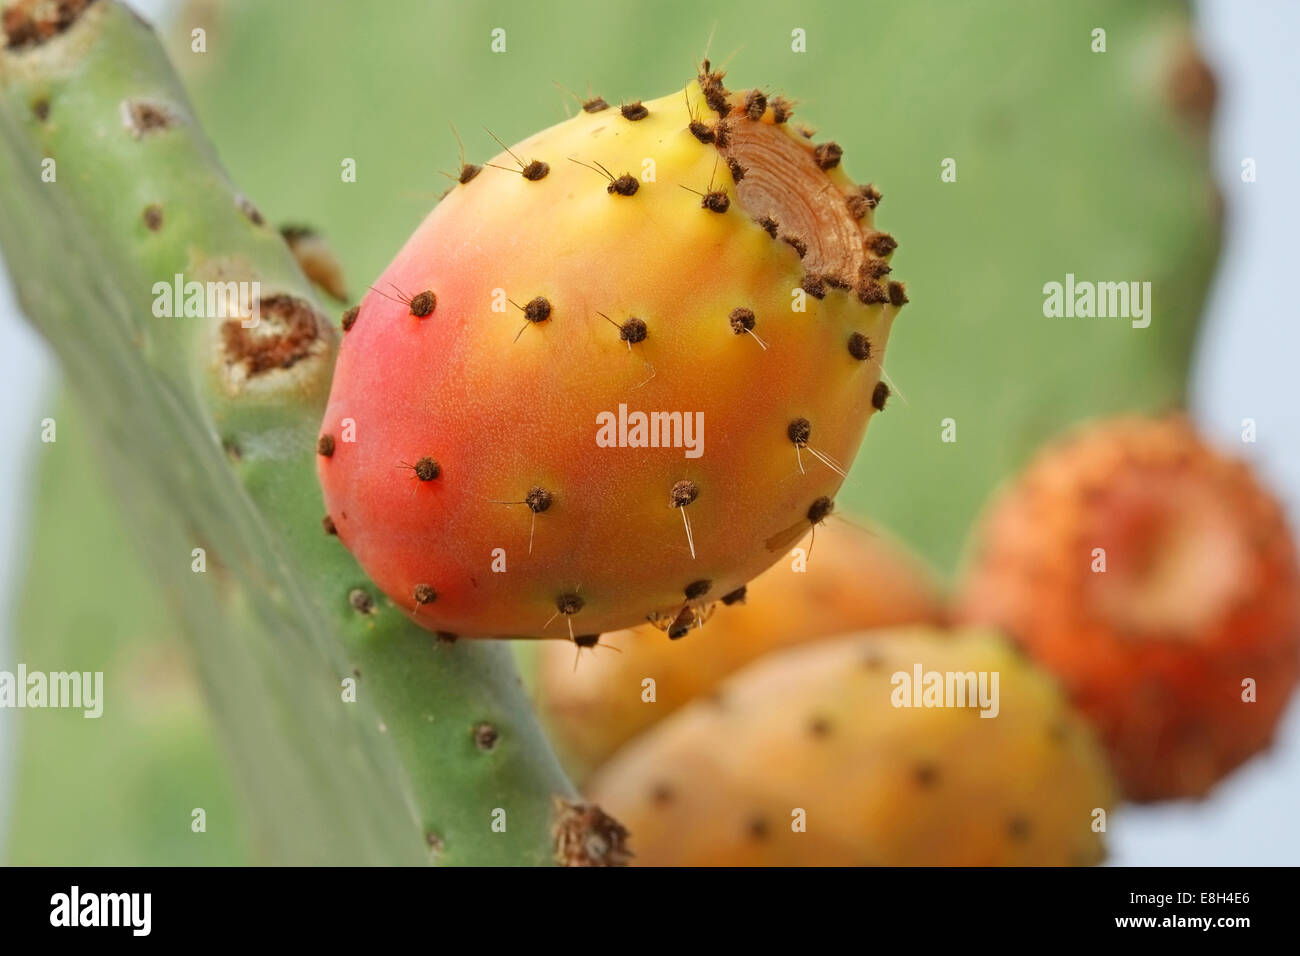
[536,521,945,776]
[588,628,1115,866]
[316,66,905,638]
[957,416,1300,801]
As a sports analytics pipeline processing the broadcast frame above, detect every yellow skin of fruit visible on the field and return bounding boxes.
[318,80,899,637]
[536,521,946,777]
[587,628,1117,866]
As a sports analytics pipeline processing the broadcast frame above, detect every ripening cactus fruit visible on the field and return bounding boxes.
[317,64,905,638]
[588,628,1116,866]
[536,521,945,776]
[957,416,1300,801]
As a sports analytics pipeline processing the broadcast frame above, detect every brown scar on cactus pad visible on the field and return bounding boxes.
[318,73,902,637]
[119,97,179,138]
[472,722,498,750]
[217,293,333,392]
[142,203,163,231]
[2,0,96,48]
[348,588,375,614]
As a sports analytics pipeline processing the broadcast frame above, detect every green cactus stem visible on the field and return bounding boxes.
[0,0,613,865]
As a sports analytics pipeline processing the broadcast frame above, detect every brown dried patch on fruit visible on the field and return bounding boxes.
[744,89,767,121]
[621,101,649,121]
[582,96,609,113]
[914,763,939,788]
[573,633,601,648]
[316,434,335,457]
[809,716,832,738]
[2,0,95,50]
[787,417,812,447]
[413,583,437,605]
[341,306,359,332]
[458,163,481,184]
[552,798,631,867]
[142,204,163,231]
[720,108,878,282]
[281,225,349,301]
[413,457,440,481]
[756,215,779,238]
[769,95,792,124]
[435,631,458,644]
[322,515,338,536]
[727,157,746,183]
[872,380,891,411]
[888,281,909,307]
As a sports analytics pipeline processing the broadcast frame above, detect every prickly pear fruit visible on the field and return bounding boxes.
[536,522,945,775]
[316,67,904,638]
[957,416,1300,801]
[588,628,1115,866]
